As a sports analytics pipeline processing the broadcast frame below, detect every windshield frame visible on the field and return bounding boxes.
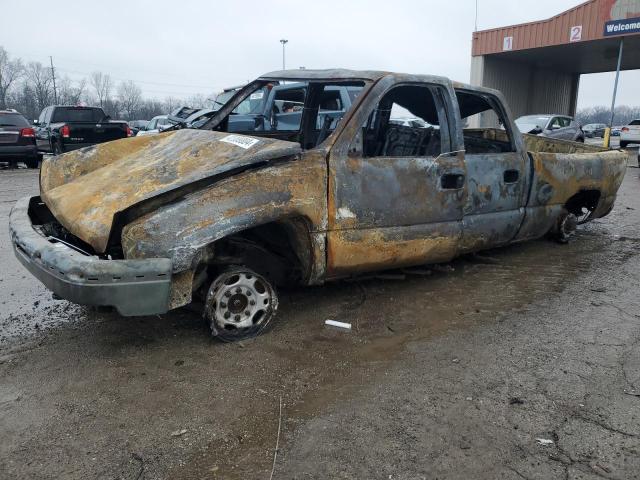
[199,78,372,141]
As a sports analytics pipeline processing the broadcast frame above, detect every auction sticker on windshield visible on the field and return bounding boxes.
[220,135,260,149]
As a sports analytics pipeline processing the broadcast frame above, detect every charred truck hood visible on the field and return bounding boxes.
[40,129,302,253]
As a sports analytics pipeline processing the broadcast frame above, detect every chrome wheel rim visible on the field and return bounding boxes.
[207,269,277,333]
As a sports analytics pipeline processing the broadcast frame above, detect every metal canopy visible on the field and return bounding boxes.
[487,35,640,74]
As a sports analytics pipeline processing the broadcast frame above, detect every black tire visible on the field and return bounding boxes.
[52,142,63,156]
[620,141,629,149]
[204,265,278,342]
[550,213,578,244]
[25,155,40,169]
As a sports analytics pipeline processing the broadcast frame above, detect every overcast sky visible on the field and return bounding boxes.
[1,0,638,108]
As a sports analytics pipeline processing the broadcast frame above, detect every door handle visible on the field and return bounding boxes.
[440,173,465,190]
[503,169,519,183]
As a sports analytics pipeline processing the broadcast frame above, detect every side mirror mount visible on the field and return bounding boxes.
[550,124,561,130]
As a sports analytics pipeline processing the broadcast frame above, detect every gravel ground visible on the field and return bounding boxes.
[0,166,639,480]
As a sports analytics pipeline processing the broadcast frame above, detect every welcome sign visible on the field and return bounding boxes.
[604,15,640,35]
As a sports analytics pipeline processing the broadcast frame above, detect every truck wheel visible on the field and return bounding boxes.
[204,266,278,341]
[620,141,629,148]
[552,213,578,244]
[25,155,40,169]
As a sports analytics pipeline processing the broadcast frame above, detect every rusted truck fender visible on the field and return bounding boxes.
[39,130,303,253]
[121,156,328,307]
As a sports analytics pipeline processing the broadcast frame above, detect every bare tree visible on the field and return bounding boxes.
[58,77,87,105]
[185,93,209,109]
[90,71,112,108]
[164,96,180,113]
[25,62,54,111]
[0,46,24,109]
[117,80,142,119]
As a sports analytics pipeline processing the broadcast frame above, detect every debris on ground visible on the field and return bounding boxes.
[325,320,352,330]
[509,397,525,405]
[623,389,640,397]
[535,438,554,445]
[171,429,188,437]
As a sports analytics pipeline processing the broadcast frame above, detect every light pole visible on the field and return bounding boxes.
[280,39,288,70]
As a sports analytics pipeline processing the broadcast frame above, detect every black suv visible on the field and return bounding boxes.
[0,109,39,168]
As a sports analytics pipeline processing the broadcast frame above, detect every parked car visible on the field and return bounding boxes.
[135,108,214,136]
[0,109,39,168]
[582,123,607,138]
[167,106,218,129]
[11,69,628,341]
[620,119,640,148]
[128,120,149,136]
[136,115,172,136]
[515,114,585,142]
[611,126,622,136]
[34,106,131,155]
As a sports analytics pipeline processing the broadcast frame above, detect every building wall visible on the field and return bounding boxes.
[472,0,640,56]
[470,55,579,127]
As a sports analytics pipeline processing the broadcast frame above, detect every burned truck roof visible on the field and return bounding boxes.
[259,68,504,99]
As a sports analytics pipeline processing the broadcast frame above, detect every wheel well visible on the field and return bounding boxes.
[203,217,313,288]
[565,189,600,216]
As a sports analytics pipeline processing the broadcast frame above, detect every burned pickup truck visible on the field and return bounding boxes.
[10,69,628,340]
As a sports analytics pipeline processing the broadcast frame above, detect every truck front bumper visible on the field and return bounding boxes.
[9,196,173,316]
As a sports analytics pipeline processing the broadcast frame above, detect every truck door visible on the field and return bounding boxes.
[454,89,528,252]
[326,80,467,277]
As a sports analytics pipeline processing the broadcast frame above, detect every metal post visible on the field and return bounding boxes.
[475,0,478,31]
[49,56,58,105]
[279,39,288,70]
[605,37,624,148]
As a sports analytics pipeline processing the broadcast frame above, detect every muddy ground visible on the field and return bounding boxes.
[1,166,639,480]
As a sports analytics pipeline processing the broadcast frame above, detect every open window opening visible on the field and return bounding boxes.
[352,84,448,158]
[209,80,365,149]
[455,90,516,154]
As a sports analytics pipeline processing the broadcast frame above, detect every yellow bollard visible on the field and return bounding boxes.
[603,127,611,149]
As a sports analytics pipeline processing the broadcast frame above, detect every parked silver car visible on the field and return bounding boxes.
[515,114,584,142]
[620,119,640,148]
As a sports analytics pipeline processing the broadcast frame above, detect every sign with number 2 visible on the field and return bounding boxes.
[570,25,582,42]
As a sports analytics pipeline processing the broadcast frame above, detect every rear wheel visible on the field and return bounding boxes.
[204,266,278,342]
[25,155,40,169]
[620,141,629,148]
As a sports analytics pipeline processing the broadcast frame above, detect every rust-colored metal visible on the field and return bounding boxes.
[35,69,629,315]
[40,129,302,253]
[472,0,639,56]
